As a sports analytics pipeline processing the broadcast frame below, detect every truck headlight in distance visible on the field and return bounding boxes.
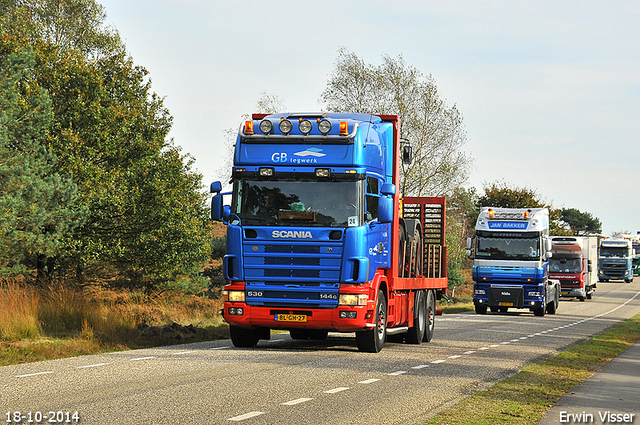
[259,120,273,134]
[318,119,331,134]
[315,168,330,177]
[299,119,312,135]
[339,294,368,306]
[222,290,246,302]
[279,119,293,134]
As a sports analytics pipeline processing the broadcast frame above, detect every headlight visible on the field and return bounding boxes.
[528,291,541,297]
[339,294,368,306]
[222,290,245,302]
[474,289,485,295]
[299,119,312,134]
[318,119,331,134]
[279,119,293,134]
[259,120,273,134]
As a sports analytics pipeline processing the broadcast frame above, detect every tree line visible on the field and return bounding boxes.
[1,0,212,290]
[1,1,602,294]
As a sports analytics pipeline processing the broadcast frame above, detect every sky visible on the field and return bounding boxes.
[99,0,640,237]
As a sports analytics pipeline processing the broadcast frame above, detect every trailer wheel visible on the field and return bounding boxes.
[475,304,487,314]
[229,325,259,348]
[586,292,592,300]
[356,290,387,353]
[422,290,436,342]
[406,290,426,344]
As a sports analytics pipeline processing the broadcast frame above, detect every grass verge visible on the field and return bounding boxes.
[425,313,640,425]
[0,281,229,366]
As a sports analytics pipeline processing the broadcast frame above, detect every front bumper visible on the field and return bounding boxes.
[222,302,374,332]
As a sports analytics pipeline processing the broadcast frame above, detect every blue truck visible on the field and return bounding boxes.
[598,238,635,283]
[467,207,559,316]
[210,113,448,352]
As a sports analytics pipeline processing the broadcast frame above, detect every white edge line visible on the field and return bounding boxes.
[431,359,446,364]
[130,356,157,361]
[449,355,461,359]
[174,351,197,355]
[388,371,407,376]
[411,364,429,369]
[210,346,231,350]
[15,371,54,378]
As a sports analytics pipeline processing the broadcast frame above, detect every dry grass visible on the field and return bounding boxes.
[0,280,228,366]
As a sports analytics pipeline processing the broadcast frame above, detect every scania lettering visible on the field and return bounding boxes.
[549,236,598,301]
[467,207,559,316]
[211,113,448,352]
[271,230,313,239]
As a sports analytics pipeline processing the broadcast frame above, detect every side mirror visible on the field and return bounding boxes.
[210,181,222,194]
[402,144,413,165]
[466,237,473,250]
[378,196,394,224]
[211,193,224,221]
[380,183,396,196]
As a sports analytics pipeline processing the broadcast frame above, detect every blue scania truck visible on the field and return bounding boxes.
[467,207,559,316]
[210,113,448,352]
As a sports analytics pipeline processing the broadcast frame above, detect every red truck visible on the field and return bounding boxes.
[211,113,449,352]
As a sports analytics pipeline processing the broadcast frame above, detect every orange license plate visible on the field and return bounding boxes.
[499,302,513,306]
[275,314,307,323]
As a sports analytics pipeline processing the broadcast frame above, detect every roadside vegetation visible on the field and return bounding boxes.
[425,313,640,425]
[0,280,228,366]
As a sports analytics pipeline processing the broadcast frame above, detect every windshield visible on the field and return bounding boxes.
[549,258,582,273]
[600,247,629,258]
[232,179,363,227]
[475,235,541,260]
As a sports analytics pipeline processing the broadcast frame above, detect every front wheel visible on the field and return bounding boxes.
[475,304,487,314]
[356,290,387,353]
[229,325,259,347]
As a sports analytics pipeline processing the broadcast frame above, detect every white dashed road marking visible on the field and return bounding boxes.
[228,411,266,421]
[281,398,313,406]
[324,387,349,394]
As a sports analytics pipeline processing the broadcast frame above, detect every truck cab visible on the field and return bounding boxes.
[211,113,448,352]
[467,207,559,316]
[598,238,635,283]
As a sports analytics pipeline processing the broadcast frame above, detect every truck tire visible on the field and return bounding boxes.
[586,291,592,300]
[229,325,260,348]
[356,290,387,353]
[406,290,426,344]
[475,304,487,314]
[534,305,546,316]
[547,297,557,314]
[422,290,436,342]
